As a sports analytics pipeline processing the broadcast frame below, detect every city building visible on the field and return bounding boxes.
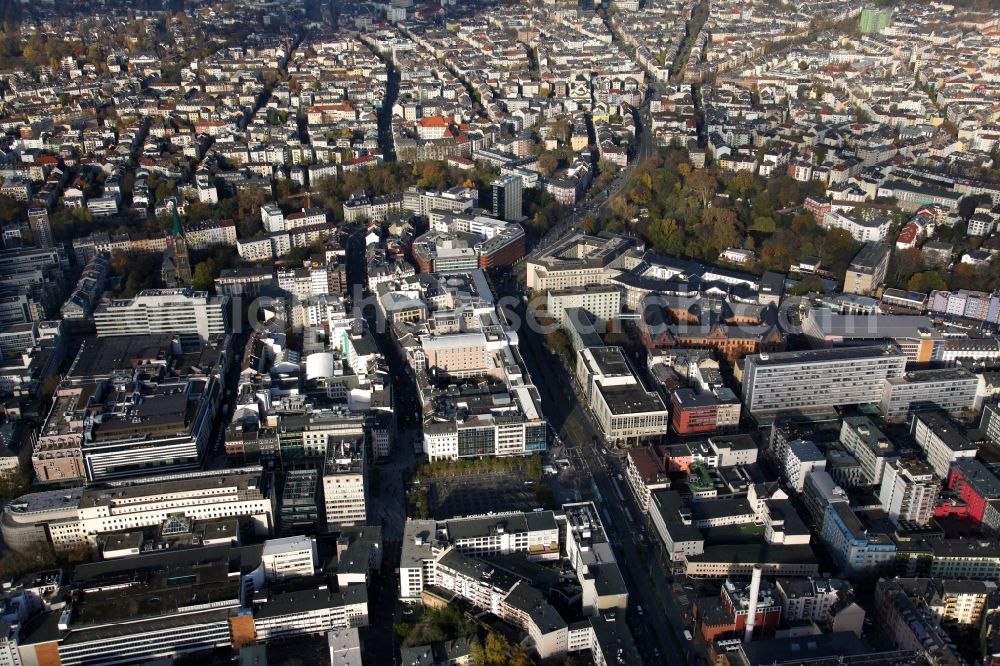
[491,174,523,222]
[741,346,907,421]
[576,346,668,444]
[1,467,275,554]
[323,437,368,529]
[820,501,896,579]
[624,446,669,513]
[945,459,1000,534]
[843,243,890,296]
[839,416,899,487]
[879,367,978,420]
[93,289,230,346]
[910,411,978,479]
[878,458,940,527]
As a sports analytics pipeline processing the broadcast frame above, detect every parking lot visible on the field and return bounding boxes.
[428,471,542,518]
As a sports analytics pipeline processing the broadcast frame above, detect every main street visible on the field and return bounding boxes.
[493,268,699,666]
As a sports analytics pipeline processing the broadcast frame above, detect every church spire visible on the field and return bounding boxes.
[171,202,184,238]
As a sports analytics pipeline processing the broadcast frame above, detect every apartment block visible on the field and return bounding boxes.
[878,459,940,527]
[909,411,978,479]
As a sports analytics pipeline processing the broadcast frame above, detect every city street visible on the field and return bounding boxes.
[494,268,701,666]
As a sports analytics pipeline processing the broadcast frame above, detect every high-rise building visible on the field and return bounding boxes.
[741,346,907,421]
[322,436,367,528]
[878,459,940,527]
[27,207,53,248]
[93,288,229,345]
[492,174,523,222]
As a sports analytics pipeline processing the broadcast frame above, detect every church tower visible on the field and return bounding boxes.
[162,203,193,287]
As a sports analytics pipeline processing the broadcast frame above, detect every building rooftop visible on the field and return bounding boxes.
[597,383,666,415]
[747,344,904,367]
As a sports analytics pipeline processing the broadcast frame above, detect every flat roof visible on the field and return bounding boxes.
[747,344,904,367]
[598,383,667,415]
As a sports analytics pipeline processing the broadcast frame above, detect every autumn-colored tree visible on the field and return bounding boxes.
[550,118,571,144]
[580,216,597,234]
[889,248,925,288]
[538,152,558,178]
[729,169,756,197]
[701,206,742,254]
[686,168,717,208]
[471,631,514,666]
[628,182,653,207]
[417,161,448,190]
[609,195,637,222]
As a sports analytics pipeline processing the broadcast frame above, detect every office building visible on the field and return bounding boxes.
[843,242,890,296]
[399,520,438,603]
[94,289,230,346]
[576,346,668,444]
[323,437,368,529]
[492,174,523,222]
[741,346,907,420]
[1,467,275,554]
[802,311,942,364]
[525,232,637,291]
[546,286,622,328]
[261,535,318,581]
[783,440,826,493]
[624,446,669,513]
[27,208,53,248]
[280,469,320,536]
[878,459,940,527]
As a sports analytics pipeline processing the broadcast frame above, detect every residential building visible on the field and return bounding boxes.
[910,411,978,478]
[878,459,940,527]
[843,243,890,296]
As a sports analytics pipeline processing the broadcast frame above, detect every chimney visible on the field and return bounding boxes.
[744,565,763,644]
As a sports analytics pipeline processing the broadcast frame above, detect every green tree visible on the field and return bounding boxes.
[908,270,949,293]
[191,258,217,292]
[788,274,827,295]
